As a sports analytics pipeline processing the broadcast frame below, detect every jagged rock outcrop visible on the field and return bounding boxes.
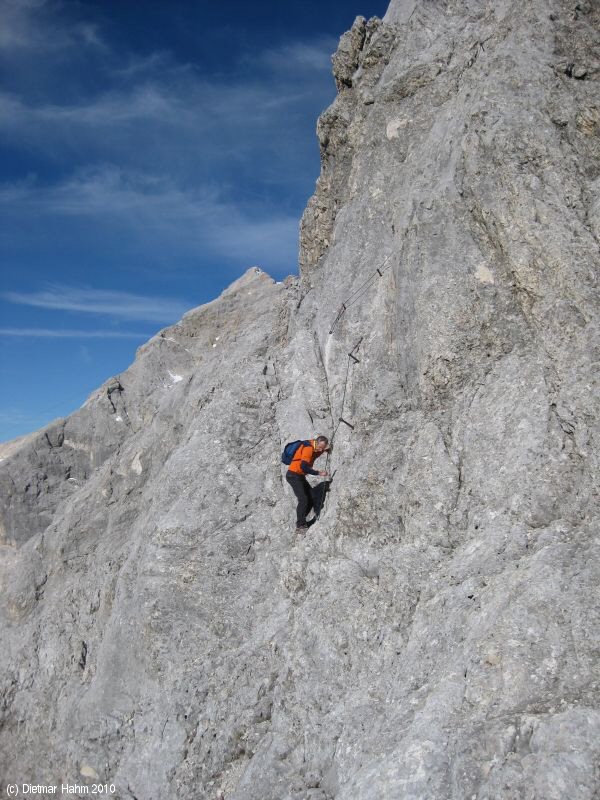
[1,1,600,798]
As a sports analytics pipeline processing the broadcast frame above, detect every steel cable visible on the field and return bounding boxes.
[328,253,393,334]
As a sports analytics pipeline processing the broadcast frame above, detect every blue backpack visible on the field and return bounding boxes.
[281,440,310,465]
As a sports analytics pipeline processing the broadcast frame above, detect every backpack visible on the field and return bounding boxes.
[281,440,310,465]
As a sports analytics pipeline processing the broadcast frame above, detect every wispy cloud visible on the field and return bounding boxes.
[79,344,93,364]
[0,167,300,271]
[0,85,178,128]
[0,76,314,143]
[0,0,106,53]
[109,50,172,79]
[3,284,190,322]
[256,37,337,72]
[0,0,48,51]
[0,19,334,188]
[0,327,151,338]
[0,406,50,438]
[0,4,334,284]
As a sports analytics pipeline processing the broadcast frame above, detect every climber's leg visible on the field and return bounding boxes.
[286,472,313,527]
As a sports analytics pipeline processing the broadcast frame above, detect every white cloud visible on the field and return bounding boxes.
[3,284,190,322]
[0,327,151,338]
[0,166,299,271]
[0,0,106,52]
[0,85,177,128]
[109,50,171,79]
[0,0,44,50]
[0,405,49,434]
[0,21,334,166]
[0,9,331,276]
[0,74,314,137]
[79,344,93,364]
[257,37,337,72]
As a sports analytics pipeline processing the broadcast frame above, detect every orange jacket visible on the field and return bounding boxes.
[288,440,323,476]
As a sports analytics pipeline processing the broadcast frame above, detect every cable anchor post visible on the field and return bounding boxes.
[349,336,363,362]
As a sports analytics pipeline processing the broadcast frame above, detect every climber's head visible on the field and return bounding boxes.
[315,435,329,453]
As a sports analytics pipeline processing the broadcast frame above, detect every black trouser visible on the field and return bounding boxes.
[286,471,314,526]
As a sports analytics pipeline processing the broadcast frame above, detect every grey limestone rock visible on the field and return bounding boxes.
[2,1,600,798]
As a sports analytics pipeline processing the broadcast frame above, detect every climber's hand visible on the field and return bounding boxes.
[319,470,329,478]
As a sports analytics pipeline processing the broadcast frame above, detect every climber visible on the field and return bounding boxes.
[285,436,330,531]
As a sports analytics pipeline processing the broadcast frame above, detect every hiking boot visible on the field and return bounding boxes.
[296,524,309,533]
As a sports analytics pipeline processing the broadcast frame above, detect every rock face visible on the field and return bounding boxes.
[1,1,600,798]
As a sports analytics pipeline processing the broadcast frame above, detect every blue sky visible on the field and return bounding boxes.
[0,0,388,441]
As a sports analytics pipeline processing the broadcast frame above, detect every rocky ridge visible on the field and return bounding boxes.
[1,1,600,798]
